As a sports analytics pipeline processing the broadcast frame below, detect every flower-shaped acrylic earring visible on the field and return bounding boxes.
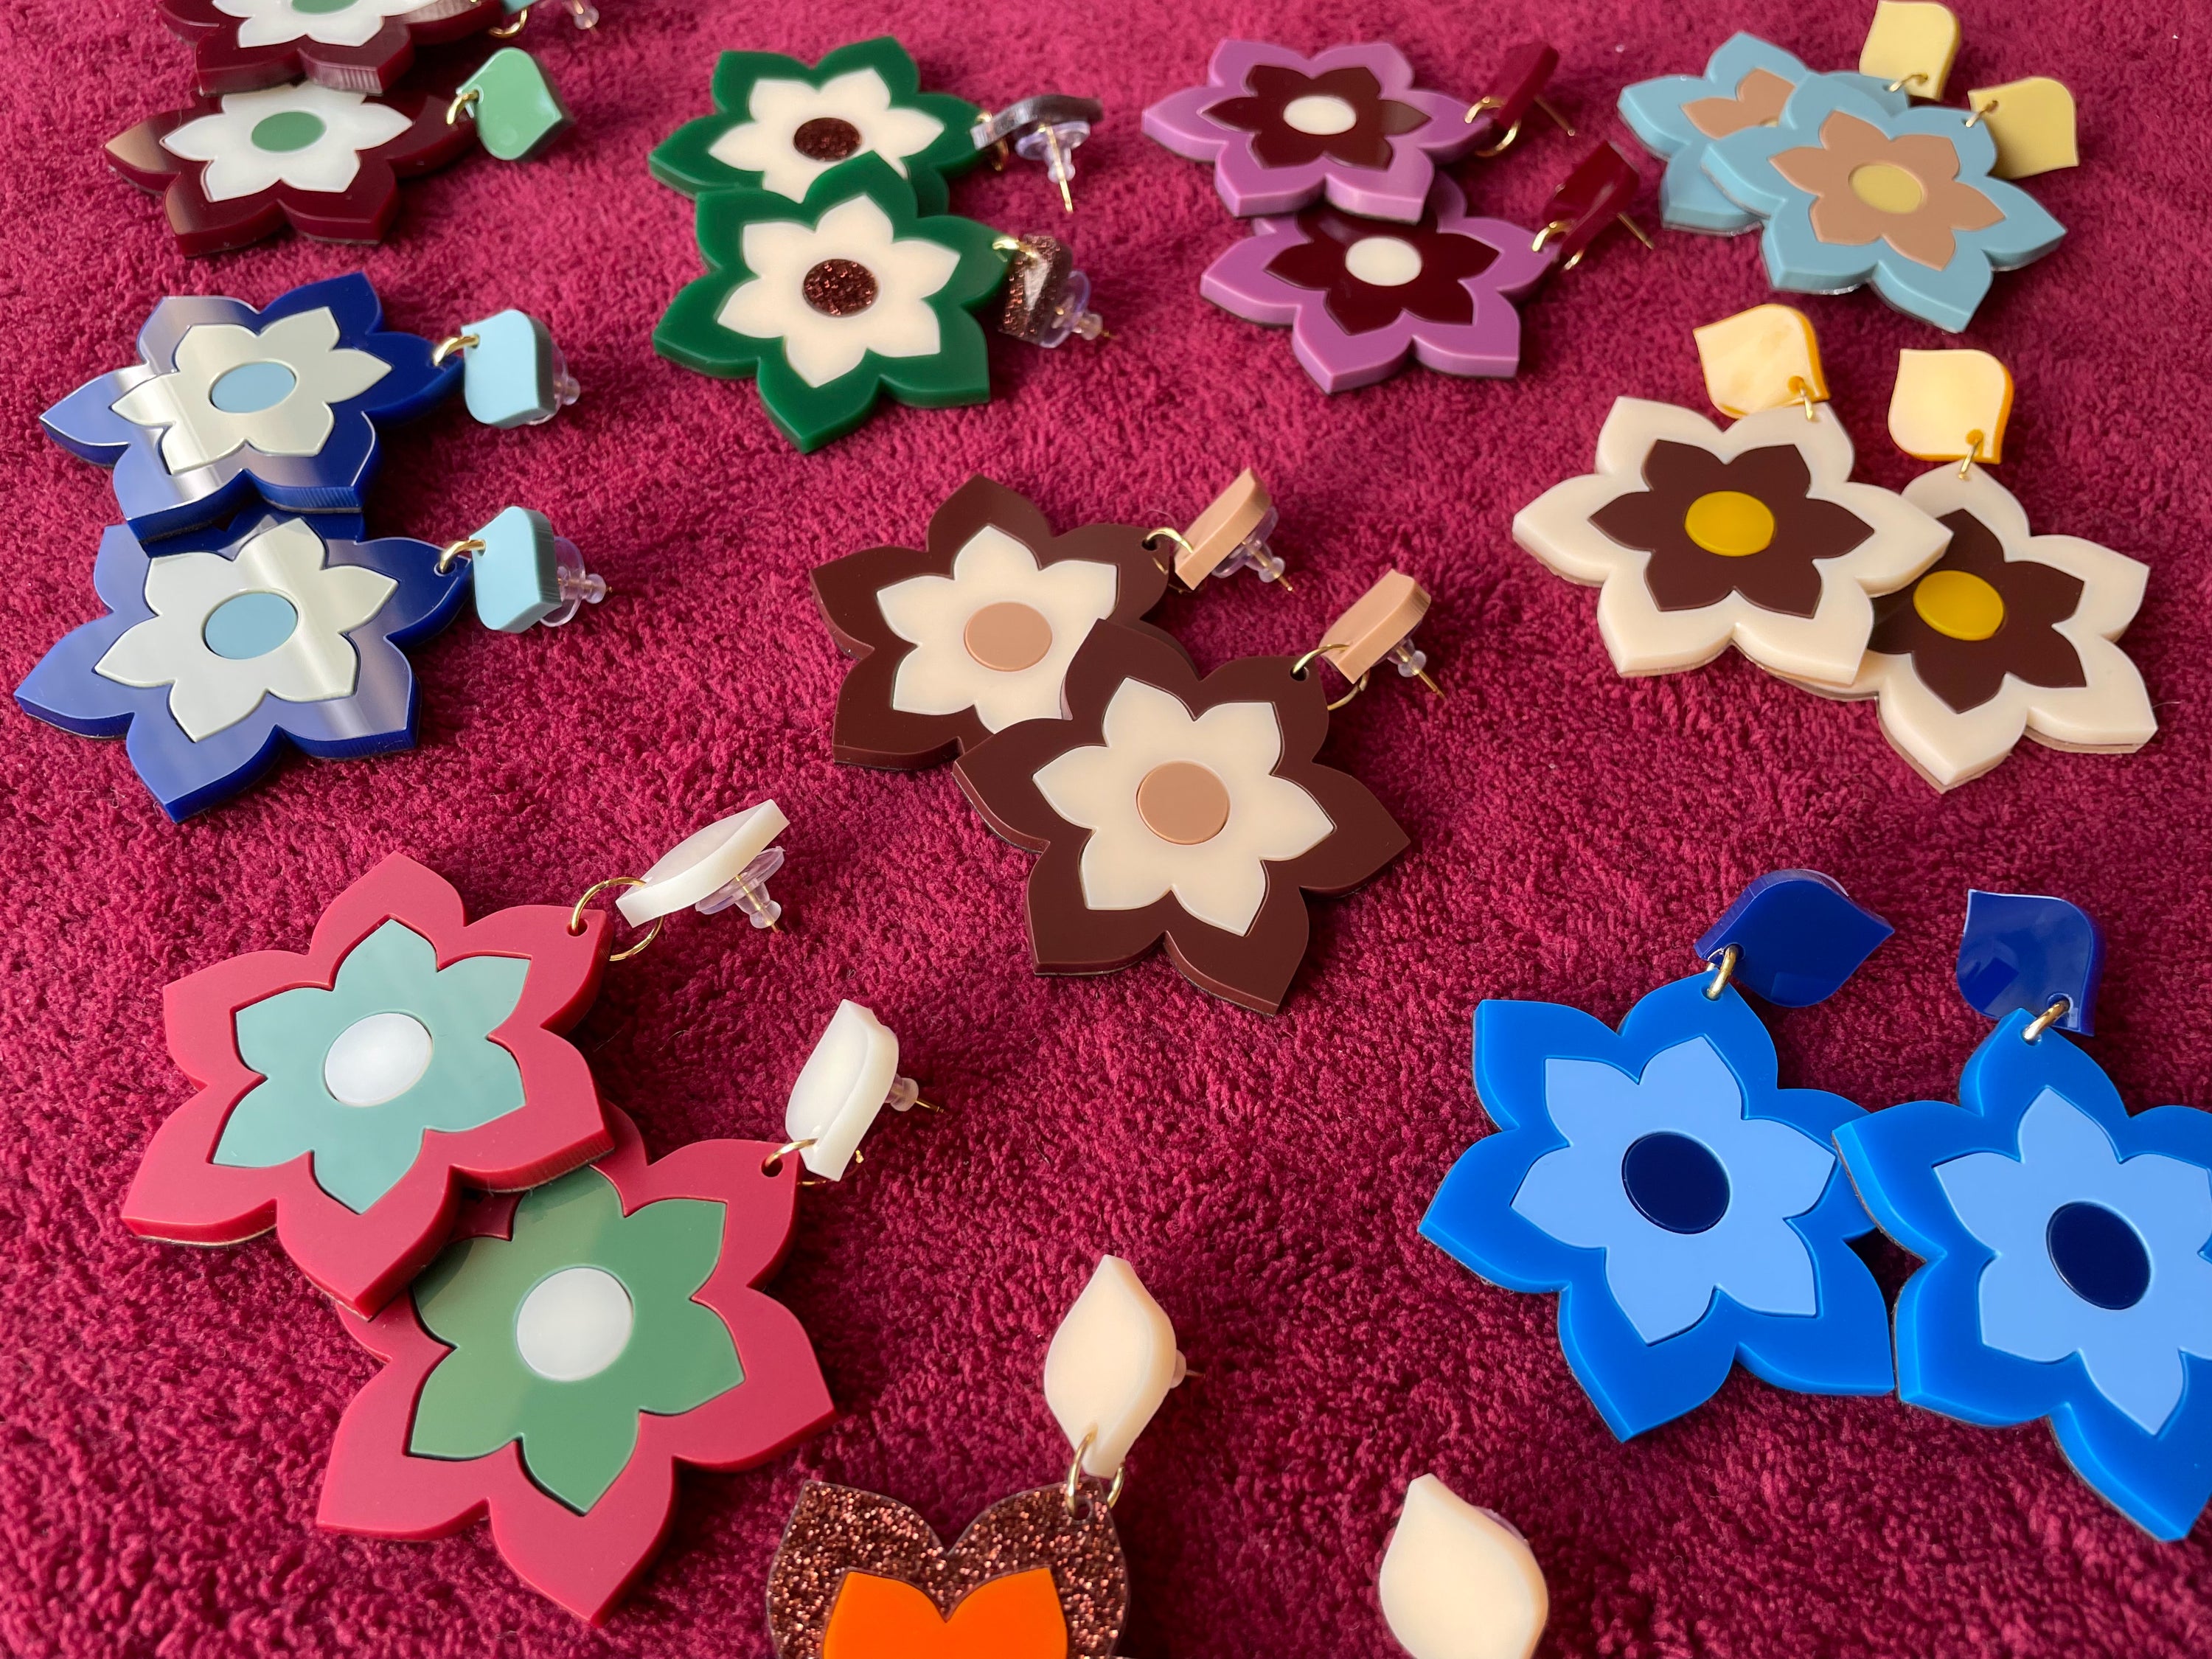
[1377,1475,1548,1659]
[319,1107,838,1621]
[159,0,502,95]
[765,1256,1186,1655]
[952,574,1429,1015]
[1199,145,1645,393]
[1801,349,2154,790]
[655,154,1106,452]
[652,37,1100,217]
[41,274,573,541]
[119,808,790,1314]
[1144,40,1484,223]
[1423,872,1897,1437]
[1618,32,1907,234]
[1700,75,2063,333]
[16,497,603,818]
[105,80,476,255]
[1514,305,1949,687]
[812,476,1174,769]
[1837,893,2212,1540]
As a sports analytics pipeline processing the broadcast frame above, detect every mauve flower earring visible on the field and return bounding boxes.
[1423,871,1898,1438]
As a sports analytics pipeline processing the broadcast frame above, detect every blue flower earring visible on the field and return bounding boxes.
[1837,893,2212,1540]
[1422,872,1897,1438]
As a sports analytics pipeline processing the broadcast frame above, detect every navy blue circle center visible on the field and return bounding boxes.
[1621,1133,1731,1234]
[2045,1201,2150,1310]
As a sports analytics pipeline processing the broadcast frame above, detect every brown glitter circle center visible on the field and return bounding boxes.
[792,116,863,161]
[802,258,879,317]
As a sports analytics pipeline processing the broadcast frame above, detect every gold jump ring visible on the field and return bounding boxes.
[567,875,662,962]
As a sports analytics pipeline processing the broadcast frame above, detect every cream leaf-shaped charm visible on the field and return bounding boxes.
[1378,1475,1548,1659]
[784,1001,900,1180]
[1044,1256,1183,1478]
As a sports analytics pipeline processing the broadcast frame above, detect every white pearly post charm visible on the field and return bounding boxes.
[616,801,789,933]
[783,1001,929,1180]
[1377,1475,1548,1659]
[1043,1256,1188,1481]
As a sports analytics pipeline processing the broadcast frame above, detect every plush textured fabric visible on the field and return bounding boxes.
[2,1,2208,1655]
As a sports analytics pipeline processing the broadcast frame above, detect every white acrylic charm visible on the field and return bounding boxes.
[616,801,787,928]
[785,1000,921,1180]
[1043,1255,1186,1478]
[1377,1475,1548,1659]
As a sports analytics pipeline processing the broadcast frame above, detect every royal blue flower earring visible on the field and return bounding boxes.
[1837,893,2212,1540]
[1422,872,1897,1437]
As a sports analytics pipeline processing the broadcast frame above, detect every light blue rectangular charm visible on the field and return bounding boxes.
[471,506,561,632]
[462,310,563,428]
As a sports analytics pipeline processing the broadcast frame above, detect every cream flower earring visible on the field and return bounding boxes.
[158,81,414,203]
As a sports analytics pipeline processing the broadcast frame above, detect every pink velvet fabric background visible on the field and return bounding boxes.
[2,0,2208,1653]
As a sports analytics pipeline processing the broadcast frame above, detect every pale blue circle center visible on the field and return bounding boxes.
[208,361,299,414]
[203,591,300,659]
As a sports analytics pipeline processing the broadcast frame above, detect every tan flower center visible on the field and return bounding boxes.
[1136,762,1231,844]
[961,601,1054,671]
[1682,490,1776,557]
[1847,162,1926,215]
[803,258,878,316]
[1913,569,2006,640]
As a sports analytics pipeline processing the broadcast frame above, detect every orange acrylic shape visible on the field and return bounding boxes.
[824,1568,1069,1659]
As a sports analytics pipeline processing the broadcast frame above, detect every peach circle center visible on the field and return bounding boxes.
[961,601,1054,672]
[1135,761,1231,845]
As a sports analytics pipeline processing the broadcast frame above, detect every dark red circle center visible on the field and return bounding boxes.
[791,117,863,161]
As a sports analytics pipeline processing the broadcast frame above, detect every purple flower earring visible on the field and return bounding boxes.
[1200,145,1646,392]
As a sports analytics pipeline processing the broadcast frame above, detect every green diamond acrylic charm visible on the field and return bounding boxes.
[452,48,572,162]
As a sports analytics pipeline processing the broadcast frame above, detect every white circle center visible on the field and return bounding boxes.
[515,1267,635,1382]
[1281,94,1359,136]
[321,1012,434,1107]
[1343,236,1425,287]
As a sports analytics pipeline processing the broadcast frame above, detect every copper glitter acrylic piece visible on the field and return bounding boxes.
[765,1484,1128,1658]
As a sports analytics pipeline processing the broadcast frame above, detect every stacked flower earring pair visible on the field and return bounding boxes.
[1424,877,2212,1542]
[114,0,582,255]
[1516,305,2153,790]
[1618,8,2076,330]
[118,810,980,1618]
[18,273,599,818]
[650,37,1110,451]
[812,473,1445,1015]
[1146,38,1649,393]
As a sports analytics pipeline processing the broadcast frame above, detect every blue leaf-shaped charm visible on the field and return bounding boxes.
[1957,891,2103,1034]
[1694,871,1891,1006]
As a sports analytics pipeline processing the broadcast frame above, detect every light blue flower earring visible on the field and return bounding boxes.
[1837,893,2212,1540]
[1422,872,1897,1438]
[1617,32,1906,234]
[1699,77,2064,333]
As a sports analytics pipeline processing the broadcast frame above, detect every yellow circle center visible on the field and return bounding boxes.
[1848,162,1927,215]
[1682,490,1776,557]
[1912,569,2006,641]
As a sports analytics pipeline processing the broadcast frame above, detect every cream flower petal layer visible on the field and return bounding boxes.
[109,307,392,475]
[213,0,435,49]
[161,83,412,204]
[1034,679,1332,935]
[707,70,947,199]
[94,518,396,740]
[717,195,960,388]
[1513,397,1950,685]
[1839,467,2154,790]
[877,527,1120,731]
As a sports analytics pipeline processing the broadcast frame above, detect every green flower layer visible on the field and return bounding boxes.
[407,1166,740,1513]
[213,921,527,1214]
[650,35,984,216]
[653,153,1008,453]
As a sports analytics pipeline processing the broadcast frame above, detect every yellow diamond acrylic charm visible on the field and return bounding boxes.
[1694,305,1827,419]
[1859,1,1962,100]
[1890,349,2014,466]
[1966,78,2079,179]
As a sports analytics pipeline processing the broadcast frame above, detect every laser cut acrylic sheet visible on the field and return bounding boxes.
[4,2,2209,1656]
